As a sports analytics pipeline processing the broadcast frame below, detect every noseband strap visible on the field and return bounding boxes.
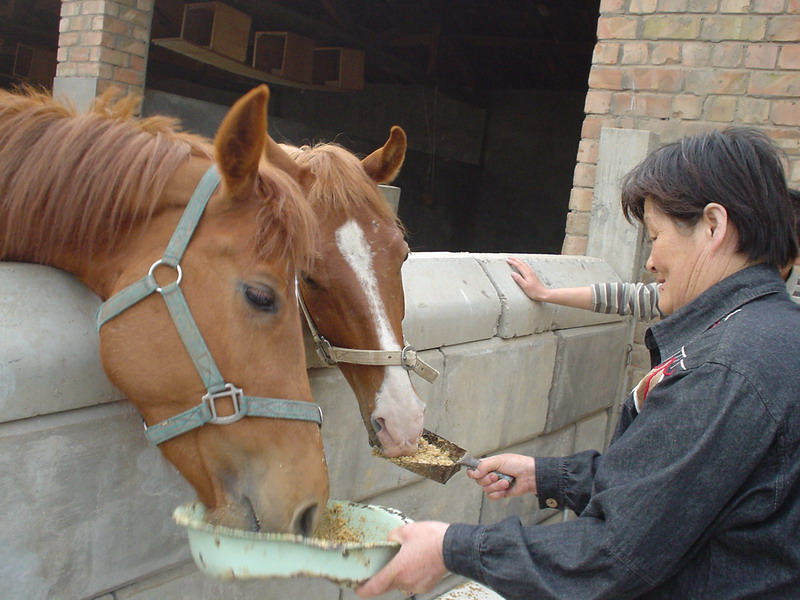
[96,165,323,445]
[297,289,439,383]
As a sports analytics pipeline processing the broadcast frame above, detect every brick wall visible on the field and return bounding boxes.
[566,0,800,384]
[55,0,154,106]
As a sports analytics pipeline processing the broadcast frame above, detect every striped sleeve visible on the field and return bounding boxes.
[591,282,663,320]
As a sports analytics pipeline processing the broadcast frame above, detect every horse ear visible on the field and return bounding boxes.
[264,135,316,195]
[214,85,269,196]
[362,125,406,184]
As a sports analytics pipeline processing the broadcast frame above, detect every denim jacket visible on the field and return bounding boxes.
[444,264,800,599]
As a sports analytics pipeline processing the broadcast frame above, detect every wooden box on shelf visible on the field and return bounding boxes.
[252,31,314,84]
[312,47,364,91]
[180,1,251,63]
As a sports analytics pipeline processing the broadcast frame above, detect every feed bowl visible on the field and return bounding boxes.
[172,500,411,587]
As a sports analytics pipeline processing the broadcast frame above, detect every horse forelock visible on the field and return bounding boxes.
[281,142,401,228]
[253,164,318,274]
[0,86,212,265]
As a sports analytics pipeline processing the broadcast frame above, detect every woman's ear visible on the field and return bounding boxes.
[703,203,731,250]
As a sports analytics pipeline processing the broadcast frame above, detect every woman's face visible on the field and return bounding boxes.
[644,198,710,316]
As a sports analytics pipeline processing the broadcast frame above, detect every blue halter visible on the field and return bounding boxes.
[96,165,322,445]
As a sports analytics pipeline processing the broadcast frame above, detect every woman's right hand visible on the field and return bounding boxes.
[507,257,550,302]
[466,453,536,500]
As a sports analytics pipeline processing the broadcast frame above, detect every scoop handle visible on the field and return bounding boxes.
[460,456,515,485]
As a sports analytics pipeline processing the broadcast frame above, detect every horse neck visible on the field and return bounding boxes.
[32,159,209,301]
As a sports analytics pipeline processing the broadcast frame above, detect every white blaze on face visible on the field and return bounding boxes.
[335,219,424,451]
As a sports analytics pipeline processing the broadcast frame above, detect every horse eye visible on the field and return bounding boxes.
[244,285,277,312]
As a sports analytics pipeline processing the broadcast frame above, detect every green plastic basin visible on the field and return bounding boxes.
[172,500,411,587]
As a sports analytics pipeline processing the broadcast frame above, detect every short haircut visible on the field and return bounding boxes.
[621,127,798,270]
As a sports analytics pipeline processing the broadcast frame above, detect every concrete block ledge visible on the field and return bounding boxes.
[0,263,123,424]
[402,253,501,349]
[473,253,624,336]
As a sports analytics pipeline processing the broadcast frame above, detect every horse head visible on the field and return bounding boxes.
[278,128,428,458]
[0,85,328,534]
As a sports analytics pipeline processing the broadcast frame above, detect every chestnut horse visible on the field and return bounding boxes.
[0,86,328,535]
[280,129,437,458]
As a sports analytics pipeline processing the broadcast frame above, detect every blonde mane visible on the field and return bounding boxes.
[280,142,400,226]
[0,87,315,270]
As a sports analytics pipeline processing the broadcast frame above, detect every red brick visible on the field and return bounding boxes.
[767,17,800,41]
[114,66,144,86]
[711,42,745,68]
[682,42,712,67]
[581,115,616,139]
[772,100,800,126]
[561,233,588,256]
[588,66,625,90]
[752,0,786,12]
[68,46,91,61]
[685,0,718,11]
[744,43,779,69]
[658,0,688,10]
[749,72,800,96]
[569,187,595,212]
[622,41,649,64]
[626,67,685,92]
[573,162,597,188]
[597,16,639,39]
[593,42,620,65]
[736,97,771,124]
[685,69,749,95]
[720,0,751,13]
[778,45,800,70]
[585,89,613,114]
[672,94,703,119]
[600,0,627,13]
[788,0,800,13]
[58,31,80,46]
[100,16,132,36]
[703,96,737,122]
[651,42,681,65]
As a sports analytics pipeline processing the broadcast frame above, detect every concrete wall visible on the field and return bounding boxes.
[0,253,628,600]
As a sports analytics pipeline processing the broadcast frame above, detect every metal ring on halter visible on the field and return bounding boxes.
[148,259,183,294]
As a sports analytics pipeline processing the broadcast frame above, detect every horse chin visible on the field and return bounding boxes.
[376,429,420,458]
[203,498,261,532]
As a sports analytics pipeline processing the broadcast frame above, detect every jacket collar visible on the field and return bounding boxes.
[645,264,786,365]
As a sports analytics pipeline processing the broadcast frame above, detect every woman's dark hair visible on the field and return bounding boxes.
[621,127,798,270]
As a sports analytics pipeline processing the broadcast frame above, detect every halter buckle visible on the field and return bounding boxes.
[401,345,418,371]
[204,383,245,425]
[316,336,338,366]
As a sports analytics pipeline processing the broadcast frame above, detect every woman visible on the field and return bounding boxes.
[357,128,800,599]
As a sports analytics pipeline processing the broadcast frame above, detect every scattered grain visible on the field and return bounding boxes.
[372,437,456,466]
[313,504,364,544]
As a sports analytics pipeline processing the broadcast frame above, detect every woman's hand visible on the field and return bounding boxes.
[356,521,450,598]
[467,454,537,501]
[507,257,550,301]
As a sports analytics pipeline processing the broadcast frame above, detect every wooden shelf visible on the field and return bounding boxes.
[152,37,344,92]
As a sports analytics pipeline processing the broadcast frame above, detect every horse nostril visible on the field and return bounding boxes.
[371,416,385,433]
[294,502,320,538]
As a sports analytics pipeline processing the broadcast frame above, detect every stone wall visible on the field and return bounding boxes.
[1,253,628,600]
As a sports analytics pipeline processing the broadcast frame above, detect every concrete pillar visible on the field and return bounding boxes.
[586,127,658,282]
[53,0,154,111]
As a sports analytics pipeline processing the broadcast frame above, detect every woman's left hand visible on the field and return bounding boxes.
[356,521,450,598]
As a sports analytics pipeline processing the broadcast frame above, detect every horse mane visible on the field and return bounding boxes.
[280,141,401,228]
[0,87,314,271]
